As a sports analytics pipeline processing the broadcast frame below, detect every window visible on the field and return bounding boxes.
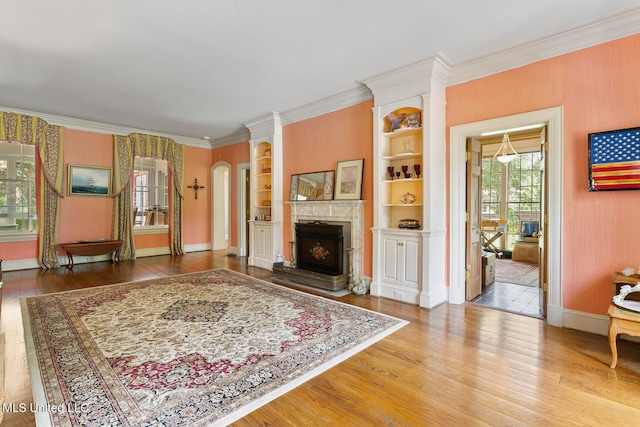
[481,157,502,220]
[481,151,541,250]
[133,157,168,228]
[507,152,541,248]
[0,141,37,234]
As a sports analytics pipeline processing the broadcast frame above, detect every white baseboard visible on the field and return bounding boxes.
[1,258,40,271]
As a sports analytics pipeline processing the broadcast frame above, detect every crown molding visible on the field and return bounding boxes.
[449,7,640,86]
[209,130,250,148]
[280,85,372,126]
[360,54,452,106]
[0,105,211,149]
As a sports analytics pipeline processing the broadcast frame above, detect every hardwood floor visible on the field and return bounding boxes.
[2,251,640,426]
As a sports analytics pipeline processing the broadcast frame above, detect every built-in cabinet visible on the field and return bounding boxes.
[363,55,450,308]
[245,112,283,270]
[381,231,420,292]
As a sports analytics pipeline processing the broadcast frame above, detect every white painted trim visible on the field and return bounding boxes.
[449,107,564,327]
[1,258,40,271]
[237,163,250,257]
[448,7,640,86]
[184,243,212,253]
[0,105,210,149]
[135,246,172,258]
[210,130,251,148]
[0,232,37,243]
[133,225,169,235]
[280,86,372,126]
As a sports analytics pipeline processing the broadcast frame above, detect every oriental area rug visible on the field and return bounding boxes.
[495,259,539,287]
[21,269,407,427]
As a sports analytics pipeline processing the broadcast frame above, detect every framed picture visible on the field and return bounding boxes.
[588,127,640,191]
[68,164,112,197]
[335,158,364,200]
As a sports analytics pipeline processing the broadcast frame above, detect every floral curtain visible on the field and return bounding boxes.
[112,132,185,259]
[0,112,64,269]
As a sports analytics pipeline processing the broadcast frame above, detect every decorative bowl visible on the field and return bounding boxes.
[400,192,416,204]
[398,218,421,229]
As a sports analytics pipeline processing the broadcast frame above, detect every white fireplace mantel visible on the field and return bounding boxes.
[286,200,366,281]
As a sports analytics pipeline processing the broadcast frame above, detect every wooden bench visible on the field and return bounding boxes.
[59,240,123,269]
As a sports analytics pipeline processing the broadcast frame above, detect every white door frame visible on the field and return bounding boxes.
[211,161,231,253]
[237,162,250,257]
[449,107,564,327]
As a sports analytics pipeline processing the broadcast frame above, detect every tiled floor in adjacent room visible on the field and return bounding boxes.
[472,280,543,319]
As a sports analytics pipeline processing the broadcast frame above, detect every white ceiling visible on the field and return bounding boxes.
[1,1,639,146]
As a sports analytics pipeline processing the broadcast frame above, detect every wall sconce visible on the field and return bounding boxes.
[187,179,205,199]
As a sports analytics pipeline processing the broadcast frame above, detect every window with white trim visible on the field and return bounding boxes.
[0,141,37,234]
[133,157,169,228]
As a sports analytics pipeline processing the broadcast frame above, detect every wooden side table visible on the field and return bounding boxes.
[59,240,123,269]
[608,303,640,368]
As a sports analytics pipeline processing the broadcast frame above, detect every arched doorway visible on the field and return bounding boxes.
[211,162,230,252]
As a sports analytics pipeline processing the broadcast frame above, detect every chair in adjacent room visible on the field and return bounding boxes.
[512,221,539,263]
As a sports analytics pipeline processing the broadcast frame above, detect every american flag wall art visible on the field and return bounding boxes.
[588,127,640,191]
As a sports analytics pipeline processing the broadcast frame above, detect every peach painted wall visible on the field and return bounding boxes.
[283,101,374,277]
[446,34,640,316]
[181,145,214,246]
[210,141,250,249]
[57,129,114,246]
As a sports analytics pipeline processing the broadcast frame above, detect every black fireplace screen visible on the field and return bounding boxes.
[295,222,344,276]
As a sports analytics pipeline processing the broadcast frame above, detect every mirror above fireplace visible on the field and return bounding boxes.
[289,170,335,201]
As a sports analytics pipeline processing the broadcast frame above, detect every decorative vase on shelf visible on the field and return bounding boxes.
[387,113,406,132]
[404,140,412,153]
[400,192,416,204]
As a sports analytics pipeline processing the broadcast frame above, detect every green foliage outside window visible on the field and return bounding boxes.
[481,152,541,250]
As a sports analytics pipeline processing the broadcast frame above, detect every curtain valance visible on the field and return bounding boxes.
[112,132,185,259]
[0,111,65,268]
[113,132,184,198]
[0,112,64,196]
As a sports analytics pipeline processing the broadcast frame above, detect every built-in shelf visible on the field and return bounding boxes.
[382,127,422,137]
[382,152,423,161]
[383,178,423,183]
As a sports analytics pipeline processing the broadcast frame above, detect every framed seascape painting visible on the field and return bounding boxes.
[68,164,112,196]
[335,158,364,200]
[588,127,640,191]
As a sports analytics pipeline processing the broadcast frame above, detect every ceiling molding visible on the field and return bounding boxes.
[361,54,452,106]
[448,7,640,86]
[280,85,373,127]
[209,130,250,149]
[0,105,211,149]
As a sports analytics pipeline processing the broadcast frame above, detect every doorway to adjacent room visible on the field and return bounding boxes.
[472,134,544,318]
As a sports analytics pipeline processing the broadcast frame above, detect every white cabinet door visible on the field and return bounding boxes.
[382,234,420,288]
[254,223,272,260]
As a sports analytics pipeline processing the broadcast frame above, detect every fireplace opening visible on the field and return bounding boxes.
[295,221,344,276]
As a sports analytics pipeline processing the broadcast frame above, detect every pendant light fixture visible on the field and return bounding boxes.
[494,133,518,164]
